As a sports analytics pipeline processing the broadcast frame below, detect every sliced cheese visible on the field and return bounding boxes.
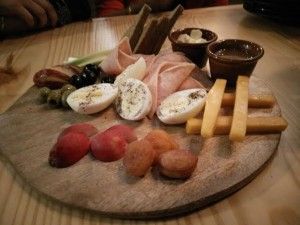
[229,76,249,141]
[201,79,227,138]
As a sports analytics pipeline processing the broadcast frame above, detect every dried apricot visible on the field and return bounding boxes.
[158,149,198,179]
[123,139,155,177]
[144,129,178,164]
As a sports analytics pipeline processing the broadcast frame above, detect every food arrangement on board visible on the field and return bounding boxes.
[31,5,287,183]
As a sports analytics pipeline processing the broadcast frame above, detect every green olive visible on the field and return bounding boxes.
[61,89,74,108]
[47,89,62,106]
[39,87,51,102]
[61,84,76,93]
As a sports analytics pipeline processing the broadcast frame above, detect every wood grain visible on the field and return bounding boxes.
[0,74,281,218]
[0,5,300,225]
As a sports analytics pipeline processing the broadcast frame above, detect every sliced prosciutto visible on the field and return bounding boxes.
[144,59,196,118]
[157,62,195,105]
[178,77,205,91]
[100,37,137,75]
[144,61,181,118]
[145,52,188,75]
[143,63,162,118]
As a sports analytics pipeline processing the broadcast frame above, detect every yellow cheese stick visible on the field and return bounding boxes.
[201,79,227,138]
[222,93,275,108]
[186,117,288,135]
[229,76,249,141]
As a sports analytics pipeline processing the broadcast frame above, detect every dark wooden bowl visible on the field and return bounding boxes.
[168,28,218,68]
[207,39,264,87]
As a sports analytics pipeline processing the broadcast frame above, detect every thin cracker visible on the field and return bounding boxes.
[153,5,184,54]
[134,18,158,54]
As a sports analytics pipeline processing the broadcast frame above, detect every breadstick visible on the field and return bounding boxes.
[134,19,158,54]
[124,4,151,50]
[186,116,288,135]
[222,93,275,108]
[153,4,184,54]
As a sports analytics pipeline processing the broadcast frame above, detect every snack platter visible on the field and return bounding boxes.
[0,5,287,219]
[0,77,283,218]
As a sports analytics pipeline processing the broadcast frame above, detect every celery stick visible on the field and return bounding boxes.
[65,57,78,64]
[65,49,112,67]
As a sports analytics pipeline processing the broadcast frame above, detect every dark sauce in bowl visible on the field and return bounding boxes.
[209,39,264,63]
[215,48,254,61]
[207,39,264,86]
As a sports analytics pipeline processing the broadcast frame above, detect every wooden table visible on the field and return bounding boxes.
[0,4,299,225]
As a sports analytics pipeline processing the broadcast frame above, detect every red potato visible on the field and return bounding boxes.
[158,149,198,179]
[105,124,137,143]
[144,129,179,164]
[58,123,98,139]
[91,131,127,162]
[49,132,90,168]
[123,139,155,177]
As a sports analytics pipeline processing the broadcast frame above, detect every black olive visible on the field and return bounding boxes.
[82,70,97,85]
[84,64,99,75]
[87,71,98,84]
[101,76,115,83]
[81,72,90,85]
[70,74,84,88]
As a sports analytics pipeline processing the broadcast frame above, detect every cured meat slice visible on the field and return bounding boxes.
[148,52,189,73]
[177,77,205,91]
[144,61,182,118]
[143,65,159,118]
[155,51,189,63]
[100,37,137,75]
[144,61,195,118]
[143,52,196,118]
[142,52,188,82]
[157,62,195,105]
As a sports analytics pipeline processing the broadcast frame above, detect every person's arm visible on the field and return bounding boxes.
[143,0,177,12]
[0,0,96,37]
[0,16,31,36]
[0,0,57,27]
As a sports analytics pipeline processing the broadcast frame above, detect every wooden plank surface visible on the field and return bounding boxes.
[0,4,300,225]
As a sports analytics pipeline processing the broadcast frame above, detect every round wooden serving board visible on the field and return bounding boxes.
[0,76,281,219]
